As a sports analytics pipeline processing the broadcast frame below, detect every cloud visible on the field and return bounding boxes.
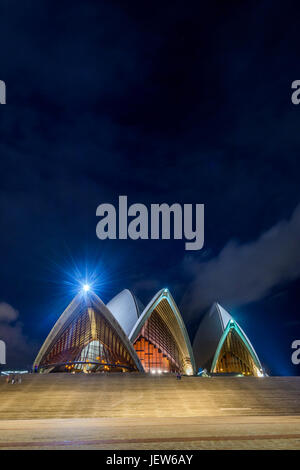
[0,302,35,368]
[0,302,18,322]
[182,202,300,319]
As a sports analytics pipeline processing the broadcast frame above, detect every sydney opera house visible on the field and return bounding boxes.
[34,287,264,377]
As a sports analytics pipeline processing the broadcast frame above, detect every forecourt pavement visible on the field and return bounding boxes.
[0,374,300,449]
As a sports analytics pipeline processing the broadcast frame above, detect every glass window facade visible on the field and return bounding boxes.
[133,309,182,373]
[213,327,260,376]
[39,307,137,373]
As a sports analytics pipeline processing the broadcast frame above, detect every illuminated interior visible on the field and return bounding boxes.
[133,310,181,372]
[134,338,171,373]
[37,305,138,373]
[34,289,196,375]
[132,293,195,374]
[211,320,262,377]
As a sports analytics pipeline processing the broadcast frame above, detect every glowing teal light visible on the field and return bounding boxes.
[210,318,262,374]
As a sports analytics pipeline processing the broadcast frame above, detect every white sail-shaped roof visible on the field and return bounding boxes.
[106,289,143,337]
[34,290,143,372]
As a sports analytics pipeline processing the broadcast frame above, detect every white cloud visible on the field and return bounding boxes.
[0,302,19,322]
[182,202,300,318]
[0,302,34,368]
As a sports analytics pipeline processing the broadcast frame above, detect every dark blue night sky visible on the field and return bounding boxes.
[0,0,300,374]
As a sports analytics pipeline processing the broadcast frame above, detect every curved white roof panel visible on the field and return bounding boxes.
[193,302,226,371]
[106,289,143,337]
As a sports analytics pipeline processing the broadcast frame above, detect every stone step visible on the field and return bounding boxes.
[0,374,299,420]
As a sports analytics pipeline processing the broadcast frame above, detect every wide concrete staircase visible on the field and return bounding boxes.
[0,374,299,420]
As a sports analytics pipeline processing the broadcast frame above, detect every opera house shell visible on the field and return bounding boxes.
[34,288,264,376]
[193,303,264,377]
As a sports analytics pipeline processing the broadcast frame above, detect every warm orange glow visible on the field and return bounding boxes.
[214,328,258,376]
[134,337,171,373]
[38,305,138,373]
